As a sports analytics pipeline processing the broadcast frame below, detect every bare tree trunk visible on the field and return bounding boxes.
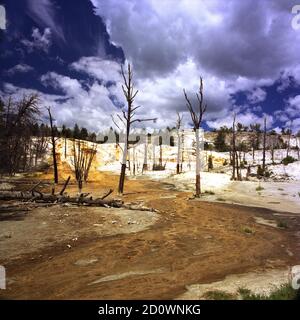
[195,128,201,197]
[132,146,136,176]
[181,133,184,172]
[142,139,148,173]
[270,139,275,164]
[116,64,156,194]
[118,137,128,194]
[176,112,183,174]
[183,78,207,197]
[152,139,156,170]
[231,114,236,180]
[177,132,181,174]
[159,138,163,167]
[262,117,267,173]
[47,107,58,184]
[118,66,131,194]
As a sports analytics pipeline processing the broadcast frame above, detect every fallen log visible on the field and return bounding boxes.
[0,191,123,208]
[100,188,113,200]
[59,176,71,195]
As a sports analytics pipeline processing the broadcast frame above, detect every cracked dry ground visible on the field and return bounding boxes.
[1,173,300,299]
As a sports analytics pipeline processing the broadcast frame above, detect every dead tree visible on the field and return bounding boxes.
[159,134,163,167]
[250,123,261,164]
[262,117,267,173]
[142,132,149,173]
[0,94,40,175]
[115,63,156,194]
[231,114,237,180]
[268,132,277,164]
[132,145,136,176]
[72,139,97,193]
[46,107,58,184]
[183,78,207,197]
[152,134,157,170]
[286,120,293,158]
[33,134,48,167]
[0,190,122,208]
[176,112,183,174]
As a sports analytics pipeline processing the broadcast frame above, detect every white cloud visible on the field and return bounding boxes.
[21,28,52,53]
[273,95,300,131]
[40,72,121,130]
[89,0,300,129]
[6,64,34,76]
[246,87,267,104]
[287,95,300,113]
[27,0,65,43]
[206,111,274,130]
[70,57,122,83]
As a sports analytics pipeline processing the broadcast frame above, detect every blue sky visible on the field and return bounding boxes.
[0,0,300,133]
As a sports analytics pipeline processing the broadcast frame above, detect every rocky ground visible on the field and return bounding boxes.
[1,165,300,299]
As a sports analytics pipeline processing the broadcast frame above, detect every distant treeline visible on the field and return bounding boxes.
[0,94,98,175]
[30,122,98,142]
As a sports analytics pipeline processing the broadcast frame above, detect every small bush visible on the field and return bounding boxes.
[238,284,298,300]
[256,185,264,191]
[277,220,288,229]
[264,170,271,177]
[282,156,296,166]
[257,165,263,177]
[204,190,215,195]
[152,164,166,171]
[242,226,254,234]
[204,290,236,300]
[208,155,213,171]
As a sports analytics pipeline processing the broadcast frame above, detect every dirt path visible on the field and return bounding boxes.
[1,172,300,299]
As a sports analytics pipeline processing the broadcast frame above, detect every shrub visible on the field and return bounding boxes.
[208,155,213,171]
[152,164,166,171]
[277,220,288,229]
[238,284,299,300]
[256,185,264,191]
[204,290,236,300]
[281,156,296,166]
[204,190,215,195]
[242,226,254,234]
[257,165,264,177]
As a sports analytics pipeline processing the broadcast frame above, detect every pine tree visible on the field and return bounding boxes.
[214,130,228,152]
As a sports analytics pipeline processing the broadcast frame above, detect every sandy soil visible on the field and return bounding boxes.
[1,167,300,299]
